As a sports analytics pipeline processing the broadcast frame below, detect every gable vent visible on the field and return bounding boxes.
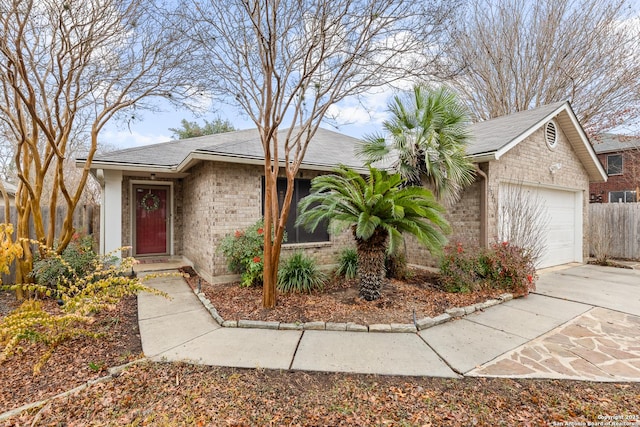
[545,121,558,149]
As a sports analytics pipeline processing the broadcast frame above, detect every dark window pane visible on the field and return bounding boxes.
[607,154,623,175]
[626,191,637,203]
[262,176,329,243]
[609,191,625,203]
[295,179,329,243]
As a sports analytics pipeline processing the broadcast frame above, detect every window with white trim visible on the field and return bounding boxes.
[609,190,636,203]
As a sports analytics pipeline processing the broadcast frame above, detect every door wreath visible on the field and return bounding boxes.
[140,192,160,212]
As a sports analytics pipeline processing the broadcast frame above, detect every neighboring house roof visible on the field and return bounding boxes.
[77,127,372,174]
[468,100,607,182]
[1,180,16,196]
[591,133,640,154]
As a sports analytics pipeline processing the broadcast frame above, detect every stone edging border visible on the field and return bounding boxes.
[191,288,514,333]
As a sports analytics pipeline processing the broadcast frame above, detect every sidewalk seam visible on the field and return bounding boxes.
[138,307,207,322]
[147,328,221,359]
[288,331,305,370]
[417,333,463,377]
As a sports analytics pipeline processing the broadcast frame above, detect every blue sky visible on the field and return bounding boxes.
[100,1,640,151]
[101,92,391,150]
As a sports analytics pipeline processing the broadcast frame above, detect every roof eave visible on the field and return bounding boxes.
[177,151,369,174]
[467,152,498,163]
[77,158,178,174]
[489,102,607,183]
[556,106,608,183]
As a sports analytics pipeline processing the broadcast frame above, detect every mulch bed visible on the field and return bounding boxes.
[180,267,524,325]
[2,273,639,426]
[5,362,639,426]
[0,292,142,414]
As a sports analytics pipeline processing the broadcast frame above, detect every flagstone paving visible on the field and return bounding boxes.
[468,307,640,381]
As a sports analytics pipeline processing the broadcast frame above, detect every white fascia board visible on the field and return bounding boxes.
[562,108,608,182]
[494,103,568,161]
[467,152,499,163]
[80,161,175,174]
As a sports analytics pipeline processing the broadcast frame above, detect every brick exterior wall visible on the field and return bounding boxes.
[179,162,352,283]
[405,179,482,267]
[486,125,590,259]
[589,151,640,203]
[406,122,590,268]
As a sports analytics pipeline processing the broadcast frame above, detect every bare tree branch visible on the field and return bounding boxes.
[0,0,197,296]
[181,0,459,307]
[445,0,640,135]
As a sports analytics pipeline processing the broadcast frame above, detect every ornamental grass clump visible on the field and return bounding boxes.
[277,252,326,294]
[440,241,536,295]
[335,248,358,279]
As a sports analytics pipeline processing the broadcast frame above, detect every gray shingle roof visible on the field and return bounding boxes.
[592,133,640,154]
[467,101,567,156]
[80,100,604,181]
[83,127,368,171]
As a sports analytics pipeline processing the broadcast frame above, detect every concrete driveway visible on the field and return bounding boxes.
[535,264,640,316]
[468,264,640,381]
[138,263,640,381]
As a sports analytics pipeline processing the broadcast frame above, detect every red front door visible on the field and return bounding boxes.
[135,186,168,255]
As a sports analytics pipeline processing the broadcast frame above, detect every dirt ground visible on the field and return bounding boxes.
[0,292,142,413]
[2,283,639,426]
[180,267,522,325]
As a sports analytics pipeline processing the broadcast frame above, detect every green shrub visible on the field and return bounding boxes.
[277,252,326,294]
[385,251,409,280]
[439,242,536,295]
[219,220,265,275]
[32,234,98,290]
[219,220,282,287]
[1,247,168,374]
[439,243,480,293]
[336,248,358,279]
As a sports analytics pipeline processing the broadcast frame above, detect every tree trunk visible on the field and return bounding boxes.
[355,228,387,301]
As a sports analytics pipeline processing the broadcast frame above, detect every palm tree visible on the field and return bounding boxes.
[297,165,450,301]
[359,85,475,203]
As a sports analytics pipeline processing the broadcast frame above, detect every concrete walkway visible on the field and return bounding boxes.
[136,264,640,381]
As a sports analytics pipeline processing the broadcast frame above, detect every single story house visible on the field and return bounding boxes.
[77,100,606,281]
[589,133,640,203]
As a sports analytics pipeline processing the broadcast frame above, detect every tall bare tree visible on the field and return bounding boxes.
[184,0,458,308]
[0,0,194,298]
[445,0,640,134]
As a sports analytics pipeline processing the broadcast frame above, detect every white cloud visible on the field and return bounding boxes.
[99,129,171,150]
[326,88,394,127]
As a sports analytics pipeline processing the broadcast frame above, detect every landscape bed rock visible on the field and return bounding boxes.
[190,284,514,333]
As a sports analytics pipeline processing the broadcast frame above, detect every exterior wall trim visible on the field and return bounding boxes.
[100,169,123,256]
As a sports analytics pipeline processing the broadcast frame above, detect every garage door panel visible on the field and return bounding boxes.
[500,184,582,268]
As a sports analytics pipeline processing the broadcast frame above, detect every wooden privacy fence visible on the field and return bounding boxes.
[589,203,640,260]
[0,204,100,284]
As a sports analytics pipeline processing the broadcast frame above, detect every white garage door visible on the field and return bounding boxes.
[500,184,583,268]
